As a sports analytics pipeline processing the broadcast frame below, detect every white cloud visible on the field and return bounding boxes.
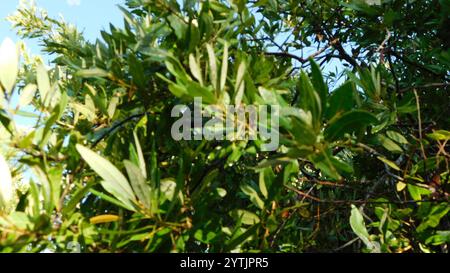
[67,0,81,6]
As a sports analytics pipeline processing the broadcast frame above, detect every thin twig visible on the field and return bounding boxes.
[388,49,448,80]
[356,143,405,182]
[413,89,427,160]
[386,52,400,93]
[333,237,359,252]
[399,82,450,94]
[284,185,447,205]
[269,185,316,248]
[265,51,306,63]
[285,185,322,202]
[377,29,391,52]
[265,39,339,64]
[92,112,146,148]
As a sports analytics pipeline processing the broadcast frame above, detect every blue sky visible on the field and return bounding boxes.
[0,1,129,182]
[1,0,125,54]
[0,0,127,130]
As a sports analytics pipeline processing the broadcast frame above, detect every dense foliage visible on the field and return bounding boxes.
[0,0,449,253]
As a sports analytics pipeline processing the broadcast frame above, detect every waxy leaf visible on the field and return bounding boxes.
[0,38,19,94]
[76,145,136,211]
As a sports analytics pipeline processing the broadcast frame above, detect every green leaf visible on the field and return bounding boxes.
[407,184,431,202]
[342,0,379,16]
[234,61,246,107]
[0,110,13,134]
[15,110,39,119]
[128,54,145,87]
[18,84,37,108]
[189,54,203,86]
[325,82,355,119]
[0,38,19,94]
[259,170,269,199]
[84,84,108,115]
[425,231,450,246]
[168,82,188,98]
[107,96,119,118]
[206,43,218,90]
[0,89,5,108]
[0,154,14,211]
[5,212,32,230]
[348,67,380,100]
[28,181,41,218]
[324,110,378,141]
[191,169,219,202]
[240,184,265,209]
[89,188,134,211]
[378,134,403,153]
[297,71,322,129]
[70,102,96,122]
[118,5,137,28]
[76,144,136,211]
[220,42,229,92]
[188,20,201,52]
[417,203,450,232]
[167,14,187,40]
[386,131,409,144]
[412,156,446,175]
[224,224,259,252]
[142,48,173,63]
[290,116,318,146]
[124,160,151,210]
[47,167,62,211]
[186,81,216,104]
[194,229,217,244]
[310,59,328,110]
[330,156,354,174]
[377,156,401,171]
[31,166,54,213]
[281,107,316,145]
[396,181,407,192]
[427,130,450,141]
[36,64,51,105]
[76,68,110,78]
[160,178,178,202]
[230,209,260,225]
[40,108,60,148]
[133,131,147,179]
[62,182,95,216]
[309,149,341,180]
[350,205,378,251]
